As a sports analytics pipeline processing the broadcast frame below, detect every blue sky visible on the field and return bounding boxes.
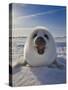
[10,3,66,37]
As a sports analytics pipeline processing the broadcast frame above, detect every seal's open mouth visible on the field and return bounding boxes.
[35,37,46,54]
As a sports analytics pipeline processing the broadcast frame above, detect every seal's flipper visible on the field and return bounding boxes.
[52,60,64,69]
[18,60,28,66]
[22,60,28,66]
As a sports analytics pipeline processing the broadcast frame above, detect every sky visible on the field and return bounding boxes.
[9,3,66,37]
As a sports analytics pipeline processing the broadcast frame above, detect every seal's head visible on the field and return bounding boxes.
[31,28,49,55]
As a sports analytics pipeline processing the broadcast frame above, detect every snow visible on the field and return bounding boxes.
[12,57,66,87]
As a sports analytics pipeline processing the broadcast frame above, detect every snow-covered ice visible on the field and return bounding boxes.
[10,37,66,86]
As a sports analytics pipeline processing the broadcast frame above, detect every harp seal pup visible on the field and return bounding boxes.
[23,27,64,68]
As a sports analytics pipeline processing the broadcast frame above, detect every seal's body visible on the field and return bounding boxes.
[24,27,57,66]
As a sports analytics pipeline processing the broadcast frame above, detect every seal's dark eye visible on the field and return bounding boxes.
[44,34,49,40]
[33,34,37,38]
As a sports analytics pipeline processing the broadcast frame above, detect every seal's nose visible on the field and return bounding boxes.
[35,36,46,45]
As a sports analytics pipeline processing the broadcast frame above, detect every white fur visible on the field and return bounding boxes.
[24,27,57,66]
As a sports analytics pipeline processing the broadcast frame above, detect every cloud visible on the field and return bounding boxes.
[16,8,65,20]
